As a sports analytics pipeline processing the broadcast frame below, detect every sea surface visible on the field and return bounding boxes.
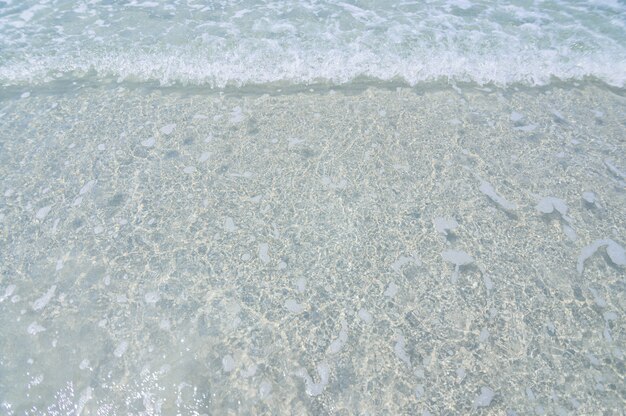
[1,1,625,415]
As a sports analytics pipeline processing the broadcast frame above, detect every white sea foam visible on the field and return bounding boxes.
[394,333,411,367]
[114,341,128,358]
[577,239,626,274]
[295,362,330,397]
[0,1,624,88]
[327,319,348,355]
[479,182,517,211]
[32,285,56,311]
[473,386,495,408]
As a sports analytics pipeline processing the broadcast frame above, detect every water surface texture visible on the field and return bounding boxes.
[1,1,626,416]
[1,0,625,87]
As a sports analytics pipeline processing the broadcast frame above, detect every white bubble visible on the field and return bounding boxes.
[474,386,495,407]
[327,319,348,355]
[259,379,272,399]
[441,250,473,267]
[32,285,56,311]
[295,362,330,397]
[144,292,160,304]
[198,152,210,163]
[224,217,238,232]
[514,124,537,132]
[394,333,411,366]
[0,284,16,303]
[536,196,568,216]
[582,191,597,204]
[222,354,235,372]
[114,341,128,357]
[390,254,421,274]
[510,111,524,122]
[285,299,304,314]
[479,327,490,343]
[384,282,398,298]
[296,278,306,293]
[258,243,270,264]
[577,239,626,274]
[241,364,257,378]
[358,308,373,324]
[479,181,516,211]
[79,180,96,195]
[433,217,458,235]
[35,205,52,220]
[160,123,176,135]
[230,107,244,123]
[27,321,46,335]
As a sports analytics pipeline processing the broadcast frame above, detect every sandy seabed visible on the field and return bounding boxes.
[0,83,625,415]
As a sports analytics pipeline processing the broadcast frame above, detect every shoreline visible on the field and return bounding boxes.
[2,77,626,102]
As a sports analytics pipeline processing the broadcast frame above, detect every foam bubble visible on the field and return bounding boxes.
[258,243,270,264]
[35,205,52,220]
[474,386,495,408]
[384,282,398,298]
[0,284,16,303]
[1,2,624,88]
[160,124,176,135]
[433,217,458,236]
[327,319,348,355]
[577,239,626,274]
[358,308,373,324]
[479,181,517,211]
[79,180,96,195]
[222,354,235,373]
[582,192,598,205]
[441,250,473,266]
[295,362,330,397]
[241,364,257,378]
[144,291,160,304]
[114,341,128,357]
[285,299,304,314]
[394,333,411,366]
[391,254,421,273]
[27,321,46,335]
[32,285,56,311]
[224,217,237,233]
[536,196,568,216]
[259,379,272,399]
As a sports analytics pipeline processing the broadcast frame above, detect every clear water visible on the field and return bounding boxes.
[1,1,625,416]
[1,0,625,87]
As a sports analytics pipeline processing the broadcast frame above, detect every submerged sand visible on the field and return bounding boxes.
[0,83,625,414]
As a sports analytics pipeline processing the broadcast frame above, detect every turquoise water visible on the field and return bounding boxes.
[1,1,626,415]
[1,0,625,88]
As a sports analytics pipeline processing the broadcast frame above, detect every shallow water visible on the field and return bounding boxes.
[0,82,625,414]
[1,0,625,88]
[1,2,626,413]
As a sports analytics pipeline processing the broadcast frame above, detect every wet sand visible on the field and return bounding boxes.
[0,83,625,414]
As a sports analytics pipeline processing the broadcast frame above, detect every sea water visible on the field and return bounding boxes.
[0,1,625,415]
